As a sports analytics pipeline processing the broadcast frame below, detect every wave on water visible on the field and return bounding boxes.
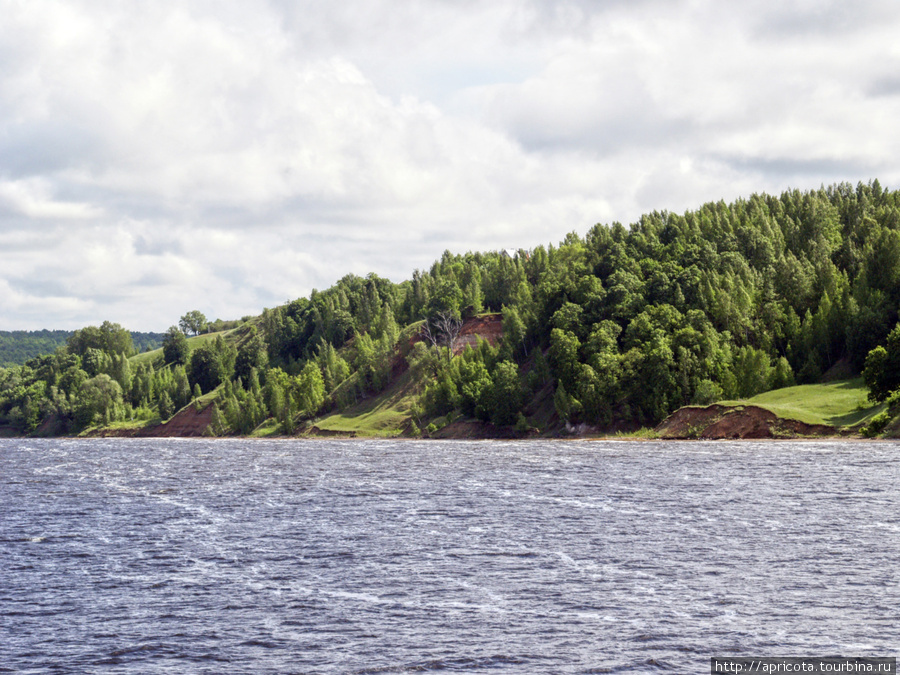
[2,438,899,674]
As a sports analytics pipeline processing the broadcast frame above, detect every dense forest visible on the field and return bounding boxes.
[4,181,900,437]
[0,330,165,368]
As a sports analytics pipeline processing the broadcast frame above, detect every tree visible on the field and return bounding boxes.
[455,356,493,419]
[234,329,268,384]
[426,278,463,320]
[549,328,581,392]
[207,403,229,436]
[82,347,110,377]
[158,391,174,420]
[489,360,523,426]
[74,374,124,429]
[67,322,134,358]
[421,311,463,357]
[731,346,774,399]
[862,323,900,402]
[296,361,325,418]
[189,344,225,394]
[179,310,208,336]
[317,341,351,391]
[501,305,527,358]
[554,382,580,423]
[162,326,190,365]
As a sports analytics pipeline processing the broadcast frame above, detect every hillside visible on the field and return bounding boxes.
[655,379,884,439]
[718,379,879,427]
[6,180,900,438]
[0,330,165,367]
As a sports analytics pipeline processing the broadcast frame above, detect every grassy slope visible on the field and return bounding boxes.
[312,370,419,437]
[129,329,240,367]
[719,378,884,428]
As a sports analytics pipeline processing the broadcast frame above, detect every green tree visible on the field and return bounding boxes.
[731,346,774,399]
[489,360,523,426]
[67,321,134,358]
[296,361,325,418]
[553,382,580,423]
[501,305,527,358]
[179,310,208,336]
[207,403,229,436]
[162,326,190,365]
[862,325,900,402]
[158,391,174,420]
[189,344,225,394]
[74,374,124,429]
[455,356,493,420]
[82,348,110,378]
[549,328,581,392]
[426,278,464,320]
[234,329,268,385]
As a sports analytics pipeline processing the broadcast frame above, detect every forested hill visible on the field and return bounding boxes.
[3,180,900,437]
[0,331,166,368]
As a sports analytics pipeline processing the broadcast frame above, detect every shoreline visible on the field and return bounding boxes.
[2,401,874,441]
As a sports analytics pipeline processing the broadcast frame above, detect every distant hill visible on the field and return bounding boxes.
[131,332,167,355]
[0,330,70,367]
[0,330,165,367]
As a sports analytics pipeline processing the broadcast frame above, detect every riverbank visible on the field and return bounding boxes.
[79,401,854,440]
[654,404,842,439]
[9,377,886,441]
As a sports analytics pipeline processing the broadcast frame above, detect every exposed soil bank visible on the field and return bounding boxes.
[655,404,841,439]
[453,314,503,354]
[93,404,215,438]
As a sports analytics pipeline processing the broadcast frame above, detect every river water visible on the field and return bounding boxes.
[1,438,898,673]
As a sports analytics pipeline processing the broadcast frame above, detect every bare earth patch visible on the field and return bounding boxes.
[655,404,840,439]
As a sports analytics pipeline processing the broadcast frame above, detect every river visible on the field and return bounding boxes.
[2,438,897,673]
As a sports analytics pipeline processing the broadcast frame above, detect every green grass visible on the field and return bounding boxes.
[719,378,884,428]
[616,427,659,439]
[129,347,163,367]
[249,418,281,438]
[77,417,158,435]
[129,330,237,367]
[312,370,418,437]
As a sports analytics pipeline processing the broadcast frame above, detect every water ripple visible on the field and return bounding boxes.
[2,438,898,673]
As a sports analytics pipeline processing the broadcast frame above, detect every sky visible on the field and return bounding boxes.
[2,0,900,331]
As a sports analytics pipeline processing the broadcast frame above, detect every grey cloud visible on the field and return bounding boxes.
[133,235,184,257]
[132,271,174,287]
[511,110,695,157]
[514,0,674,33]
[0,211,30,229]
[6,274,124,310]
[867,75,900,98]
[751,0,897,40]
[8,277,71,298]
[719,155,876,181]
[0,121,102,177]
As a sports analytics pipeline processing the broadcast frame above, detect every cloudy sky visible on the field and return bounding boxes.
[2,0,899,331]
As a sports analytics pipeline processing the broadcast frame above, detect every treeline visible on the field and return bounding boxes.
[0,329,165,367]
[3,180,900,436]
[0,331,70,368]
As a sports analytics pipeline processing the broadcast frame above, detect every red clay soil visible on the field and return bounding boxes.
[655,404,838,439]
[95,403,216,438]
[136,404,215,437]
[453,314,503,354]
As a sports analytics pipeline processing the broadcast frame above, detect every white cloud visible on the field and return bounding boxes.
[0,178,103,219]
[1,0,900,329]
